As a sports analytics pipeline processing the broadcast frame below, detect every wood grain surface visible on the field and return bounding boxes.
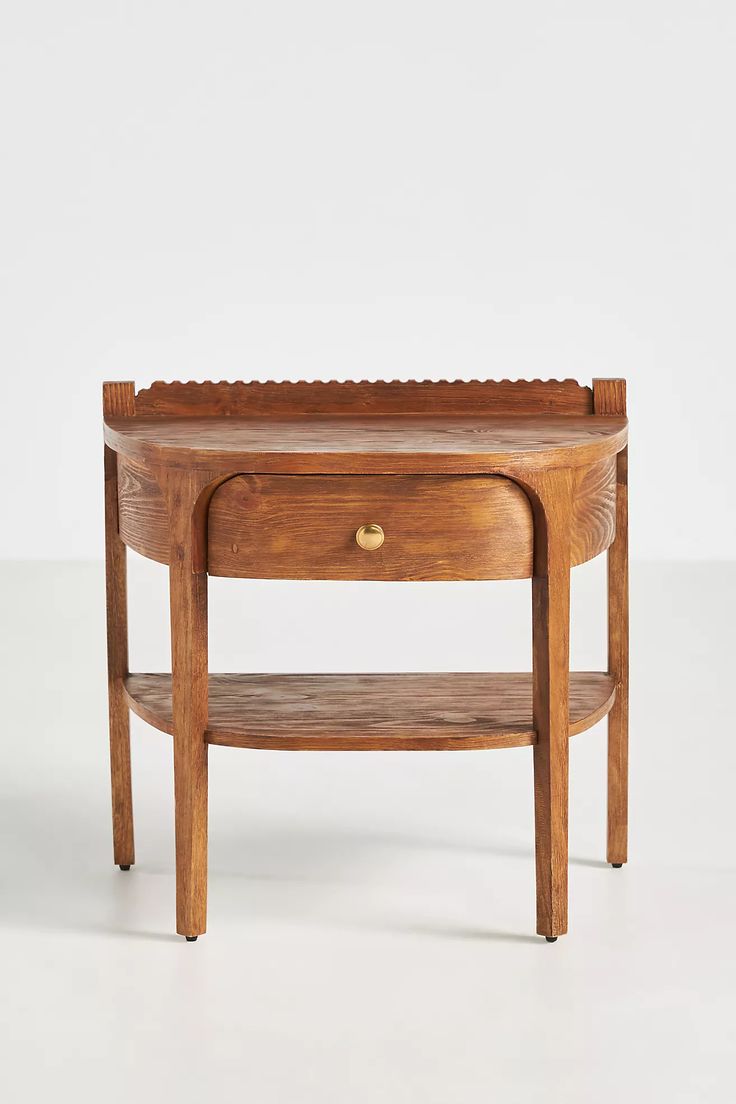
[207,474,534,581]
[113,453,619,574]
[103,376,629,940]
[124,671,615,752]
[104,413,627,475]
[570,457,617,566]
[593,377,627,416]
[594,379,629,866]
[525,467,574,939]
[102,380,135,418]
[104,445,134,868]
[166,468,211,939]
[607,446,629,864]
[133,378,595,417]
[117,456,169,564]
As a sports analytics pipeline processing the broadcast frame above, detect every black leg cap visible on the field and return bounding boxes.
[611,862,623,868]
[185,936,198,942]
[119,864,131,871]
[545,936,558,943]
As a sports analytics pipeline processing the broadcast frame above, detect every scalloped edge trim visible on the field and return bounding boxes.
[136,377,590,394]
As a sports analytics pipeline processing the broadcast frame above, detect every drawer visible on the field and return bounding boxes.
[207,474,534,581]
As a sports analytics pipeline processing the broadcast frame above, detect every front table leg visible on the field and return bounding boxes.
[167,470,209,940]
[529,469,573,940]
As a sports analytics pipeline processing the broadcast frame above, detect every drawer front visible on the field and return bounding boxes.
[207,475,534,581]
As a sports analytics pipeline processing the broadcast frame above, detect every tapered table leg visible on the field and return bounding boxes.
[592,379,630,868]
[529,470,572,939]
[104,445,135,869]
[607,447,629,865]
[167,470,209,939]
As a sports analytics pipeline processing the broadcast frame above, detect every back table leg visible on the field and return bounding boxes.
[607,446,629,866]
[592,379,629,868]
[104,444,135,869]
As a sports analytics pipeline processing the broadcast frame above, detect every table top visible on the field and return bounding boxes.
[104,413,627,475]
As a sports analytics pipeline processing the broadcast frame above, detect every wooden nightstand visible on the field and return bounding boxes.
[103,378,629,942]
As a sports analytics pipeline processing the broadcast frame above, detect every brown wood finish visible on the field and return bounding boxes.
[104,412,627,475]
[104,443,134,868]
[124,671,615,752]
[111,456,617,573]
[570,457,617,566]
[592,377,627,417]
[166,468,212,939]
[117,456,169,564]
[102,377,629,941]
[102,380,135,418]
[133,378,595,417]
[526,467,573,939]
[594,379,629,867]
[207,474,534,581]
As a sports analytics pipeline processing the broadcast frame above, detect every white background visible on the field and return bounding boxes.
[1,1,734,561]
[3,8,736,1103]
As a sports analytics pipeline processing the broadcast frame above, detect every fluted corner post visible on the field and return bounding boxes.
[593,378,629,867]
[525,467,574,939]
[164,467,213,939]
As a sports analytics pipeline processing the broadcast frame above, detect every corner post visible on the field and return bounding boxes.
[103,382,136,868]
[593,378,629,866]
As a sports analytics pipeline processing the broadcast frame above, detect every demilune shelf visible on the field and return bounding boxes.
[124,672,616,752]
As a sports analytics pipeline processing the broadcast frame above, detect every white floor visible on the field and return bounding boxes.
[1,560,734,1103]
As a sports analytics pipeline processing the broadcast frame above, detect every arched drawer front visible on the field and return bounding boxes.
[207,474,534,581]
[114,456,618,574]
[117,456,169,564]
[570,457,617,566]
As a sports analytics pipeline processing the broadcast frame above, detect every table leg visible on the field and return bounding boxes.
[104,445,135,870]
[168,471,209,939]
[529,470,572,940]
[607,447,629,866]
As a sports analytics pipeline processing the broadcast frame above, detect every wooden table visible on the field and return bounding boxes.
[103,378,629,942]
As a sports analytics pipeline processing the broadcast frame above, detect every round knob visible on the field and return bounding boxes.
[355,523,385,551]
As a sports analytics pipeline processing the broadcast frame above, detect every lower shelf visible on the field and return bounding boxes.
[124,672,616,752]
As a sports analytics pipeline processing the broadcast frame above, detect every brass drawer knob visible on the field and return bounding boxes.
[355,523,385,551]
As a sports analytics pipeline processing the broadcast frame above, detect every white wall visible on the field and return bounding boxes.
[1,2,733,561]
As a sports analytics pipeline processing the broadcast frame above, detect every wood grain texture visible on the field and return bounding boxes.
[113,453,620,575]
[104,414,627,475]
[525,467,573,939]
[124,671,615,752]
[112,452,621,574]
[207,474,534,581]
[594,378,629,865]
[117,456,169,564]
[570,457,617,566]
[102,377,629,939]
[593,378,627,416]
[102,381,135,418]
[134,378,594,417]
[166,468,212,938]
[607,447,628,864]
[104,445,134,867]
